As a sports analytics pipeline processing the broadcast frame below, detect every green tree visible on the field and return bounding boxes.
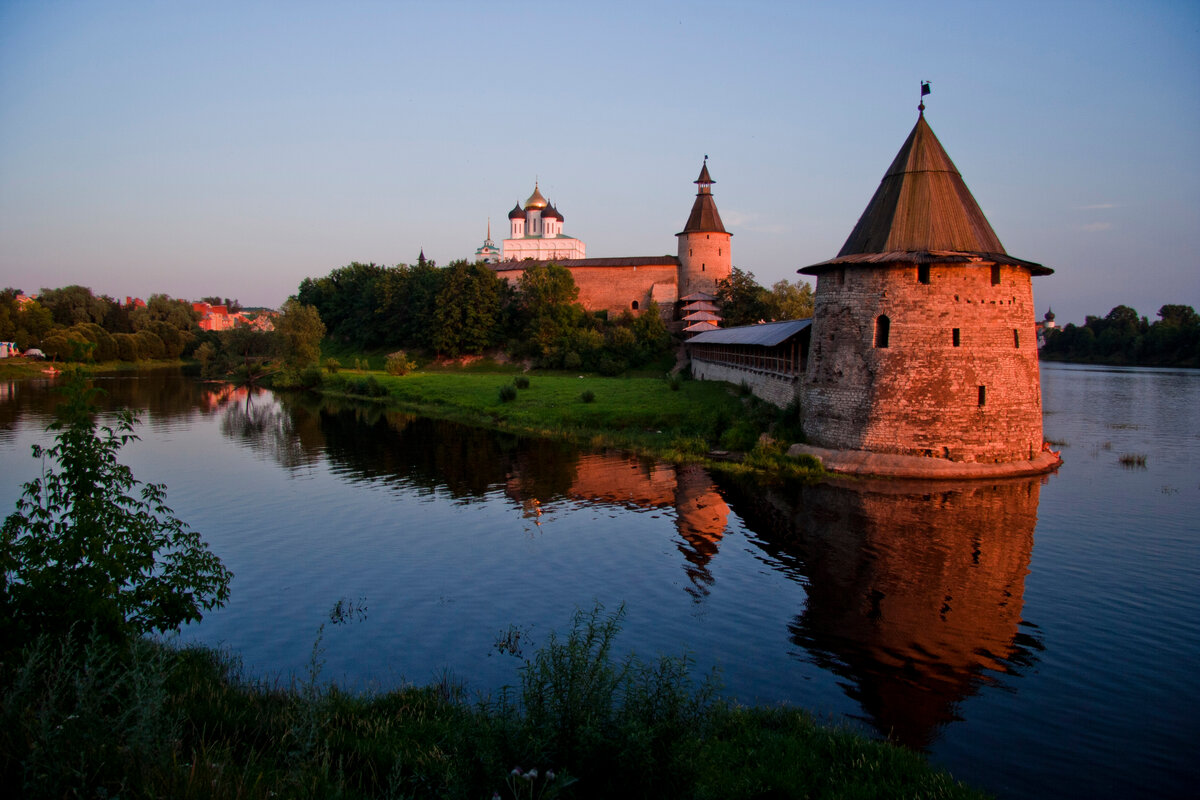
[101,298,135,333]
[715,267,769,327]
[14,299,54,349]
[215,326,274,381]
[69,322,118,361]
[1,374,232,644]
[274,299,326,369]
[400,262,445,349]
[516,263,585,361]
[41,328,93,362]
[764,278,815,320]
[113,332,141,362]
[131,294,198,334]
[298,262,388,347]
[134,329,167,360]
[432,261,503,357]
[0,288,18,341]
[38,285,110,327]
[632,301,671,361]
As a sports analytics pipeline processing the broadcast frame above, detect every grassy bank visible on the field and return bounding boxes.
[316,367,820,477]
[0,357,186,380]
[1,606,988,799]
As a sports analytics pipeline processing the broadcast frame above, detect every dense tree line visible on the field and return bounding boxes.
[297,260,672,374]
[1,286,200,362]
[1,286,326,382]
[715,268,815,327]
[1041,304,1199,367]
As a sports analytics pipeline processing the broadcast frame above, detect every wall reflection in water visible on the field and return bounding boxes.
[231,389,733,600]
[726,476,1045,749]
[505,454,730,599]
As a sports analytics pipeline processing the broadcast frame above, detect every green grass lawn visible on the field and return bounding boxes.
[317,365,821,477]
[323,369,744,454]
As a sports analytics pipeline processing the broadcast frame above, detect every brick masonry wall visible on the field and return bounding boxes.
[497,264,679,317]
[571,265,679,316]
[677,232,731,297]
[801,261,1046,463]
[691,358,801,408]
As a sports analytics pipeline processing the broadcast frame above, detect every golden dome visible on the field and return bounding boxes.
[524,182,548,210]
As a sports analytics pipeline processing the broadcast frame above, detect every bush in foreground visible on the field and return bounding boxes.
[0,604,988,799]
[1,373,232,646]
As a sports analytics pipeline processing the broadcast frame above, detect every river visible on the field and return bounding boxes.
[0,364,1196,798]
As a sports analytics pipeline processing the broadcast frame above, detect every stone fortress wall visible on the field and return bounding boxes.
[689,359,800,409]
[802,261,1043,463]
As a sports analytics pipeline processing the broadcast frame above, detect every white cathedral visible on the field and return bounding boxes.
[475,182,587,263]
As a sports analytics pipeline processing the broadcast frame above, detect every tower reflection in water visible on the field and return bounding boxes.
[506,453,730,599]
[731,476,1045,749]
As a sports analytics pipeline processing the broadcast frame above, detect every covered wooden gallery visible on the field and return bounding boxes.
[687,319,812,378]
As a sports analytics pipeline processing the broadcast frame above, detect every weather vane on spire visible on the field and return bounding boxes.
[919,80,931,115]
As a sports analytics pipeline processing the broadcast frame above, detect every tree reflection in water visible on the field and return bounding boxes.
[215,385,320,472]
[722,475,1046,749]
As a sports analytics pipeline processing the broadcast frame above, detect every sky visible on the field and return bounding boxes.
[1,1,1197,325]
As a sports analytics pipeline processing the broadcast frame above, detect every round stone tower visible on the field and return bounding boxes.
[799,110,1053,466]
[676,159,732,298]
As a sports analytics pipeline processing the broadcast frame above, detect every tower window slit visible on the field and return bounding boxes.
[978,385,987,406]
[1014,328,1020,348]
[874,315,890,348]
[952,328,961,347]
[991,265,1001,285]
[918,264,930,284]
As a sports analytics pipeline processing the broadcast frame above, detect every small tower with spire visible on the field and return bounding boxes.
[676,158,732,297]
[474,219,500,263]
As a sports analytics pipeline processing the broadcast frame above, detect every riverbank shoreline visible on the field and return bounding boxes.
[0,617,991,799]
[788,443,1063,479]
[311,368,828,480]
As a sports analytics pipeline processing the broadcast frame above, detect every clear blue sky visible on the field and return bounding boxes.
[2,0,1197,325]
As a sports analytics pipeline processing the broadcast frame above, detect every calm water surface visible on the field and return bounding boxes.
[1,365,1196,799]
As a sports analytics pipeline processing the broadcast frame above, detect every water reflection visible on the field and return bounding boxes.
[215,386,321,471]
[724,476,1045,748]
[223,389,734,598]
[503,454,731,598]
[2,371,1044,752]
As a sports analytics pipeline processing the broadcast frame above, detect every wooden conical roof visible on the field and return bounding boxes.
[839,114,1003,255]
[678,159,728,235]
[801,113,1051,276]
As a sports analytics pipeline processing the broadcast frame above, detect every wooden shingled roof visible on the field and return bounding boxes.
[678,161,728,235]
[801,113,1051,276]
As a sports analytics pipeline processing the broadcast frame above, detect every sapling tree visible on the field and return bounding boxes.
[0,374,232,645]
